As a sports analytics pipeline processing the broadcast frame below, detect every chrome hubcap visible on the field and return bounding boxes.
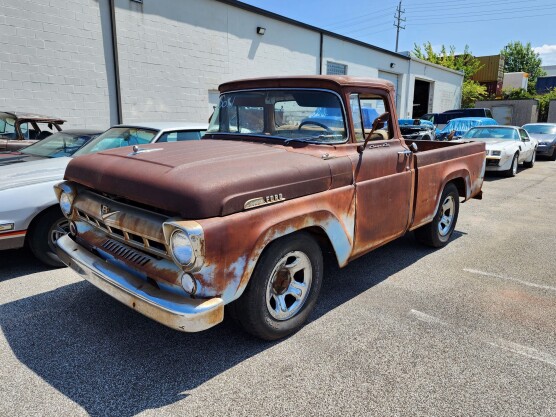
[438,195,455,237]
[266,251,312,321]
[49,218,70,251]
[513,156,518,174]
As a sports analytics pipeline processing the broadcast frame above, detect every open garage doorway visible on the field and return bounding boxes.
[412,80,431,118]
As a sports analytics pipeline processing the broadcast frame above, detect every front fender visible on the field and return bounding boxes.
[193,186,356,303]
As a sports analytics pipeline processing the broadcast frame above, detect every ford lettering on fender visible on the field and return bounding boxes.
[55,76,486,340]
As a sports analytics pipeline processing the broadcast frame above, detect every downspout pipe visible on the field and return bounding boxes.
[319,32,323,75]
[109,0,123,124]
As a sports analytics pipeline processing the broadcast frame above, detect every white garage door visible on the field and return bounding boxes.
[378,71,399,109]
[491,106,513,125]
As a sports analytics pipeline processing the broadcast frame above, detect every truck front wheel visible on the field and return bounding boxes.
[233,232,323,340]
[415,183,459,248]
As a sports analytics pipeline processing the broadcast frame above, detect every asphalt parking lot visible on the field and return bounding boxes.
[1,159,555,417]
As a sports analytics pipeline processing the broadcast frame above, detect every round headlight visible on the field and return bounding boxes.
[171,230,195,266]
[60,192,72,216]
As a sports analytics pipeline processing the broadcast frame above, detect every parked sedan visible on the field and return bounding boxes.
[0,129,102,166]
[0,122,207,267]
[460,126,537,176]
[522,123,556,161]
[0,111,66,151]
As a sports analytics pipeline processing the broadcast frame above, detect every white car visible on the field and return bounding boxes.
[0,122,207,266]
[460,126,538,177]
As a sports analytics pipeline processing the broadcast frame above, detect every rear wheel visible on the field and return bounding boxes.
[523,149,536,168]
[28,207,68,267]
[415,183,459,248]
[232,232,323,340]
[550,147,556,161]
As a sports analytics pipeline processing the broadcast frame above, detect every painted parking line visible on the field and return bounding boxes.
[463,268,556,292]
[409,309,556,369]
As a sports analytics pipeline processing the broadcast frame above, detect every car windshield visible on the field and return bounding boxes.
[73,127,157,156]
[207,89,348,144]
[462,127,518,140]
[522,124,556,135]
[20,131,96,157]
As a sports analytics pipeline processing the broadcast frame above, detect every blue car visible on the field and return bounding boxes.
[302,107,379,130]
[437,117,498,141]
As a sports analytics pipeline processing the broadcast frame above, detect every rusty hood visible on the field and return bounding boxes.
[64,139,353,218]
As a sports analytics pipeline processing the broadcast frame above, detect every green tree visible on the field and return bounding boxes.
[413,42,486,107]
[501,41,546,95]
[462,80,488,108]
[537,87,556,122]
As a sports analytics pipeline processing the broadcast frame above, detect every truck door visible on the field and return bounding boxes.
[349,93,413,258]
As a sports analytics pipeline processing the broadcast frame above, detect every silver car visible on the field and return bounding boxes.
[522,123,556,161]
[0,122,207,266]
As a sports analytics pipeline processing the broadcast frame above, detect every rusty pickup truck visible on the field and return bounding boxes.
[55,76,485,340]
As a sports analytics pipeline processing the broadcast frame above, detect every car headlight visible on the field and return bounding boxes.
[491,150,502,156]
[170,229,195,267]
[60,192,73,216]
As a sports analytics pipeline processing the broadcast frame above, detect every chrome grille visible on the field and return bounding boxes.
[101,239,151,266]
[74,198,169,259]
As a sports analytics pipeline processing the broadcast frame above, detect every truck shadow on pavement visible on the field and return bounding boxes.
[0,248,54,282]
[0,232,460,416]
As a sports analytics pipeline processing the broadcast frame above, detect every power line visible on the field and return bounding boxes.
[407,11,556,26]
[407,3,556,21]
[320,6,395,29]
[324,9,397,31]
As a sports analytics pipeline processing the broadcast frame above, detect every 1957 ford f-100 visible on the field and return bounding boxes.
[55,76,486,340]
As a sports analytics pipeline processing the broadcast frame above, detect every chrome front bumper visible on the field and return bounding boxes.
[56,234,224,332]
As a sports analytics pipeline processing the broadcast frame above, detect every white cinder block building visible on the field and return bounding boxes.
[0,0,464,129]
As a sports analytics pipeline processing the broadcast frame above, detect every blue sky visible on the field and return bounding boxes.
[239,0,556,66]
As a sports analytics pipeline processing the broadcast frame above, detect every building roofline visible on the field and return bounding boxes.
[214,0,410,61]
[402,52,465,77]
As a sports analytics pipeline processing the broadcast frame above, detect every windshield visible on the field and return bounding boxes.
[462,127,518,141]
[522,124,556,135]
[0,113,17,138]
[73,127,157,156]
[207,89,347,144]
[21,131,96,157]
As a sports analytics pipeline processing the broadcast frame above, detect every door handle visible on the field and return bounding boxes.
[398,150,412,156]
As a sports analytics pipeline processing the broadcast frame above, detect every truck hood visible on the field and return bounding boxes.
[0,157,71,191]
[64,139,354,218]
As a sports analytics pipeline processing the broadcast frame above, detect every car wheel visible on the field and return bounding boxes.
[421,135,431,141]
[505,153,519,177]
[28,207,68,267]
[523,149,536,168]
[550,147,556,161]
[232,232,323,340]
[415,183,459,248]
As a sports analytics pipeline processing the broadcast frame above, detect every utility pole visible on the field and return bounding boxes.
[394,0,405,53]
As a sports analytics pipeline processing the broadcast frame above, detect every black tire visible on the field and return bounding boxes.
[28,207,68,267]
[505,153,519,177]
[421,135,431,141]
[523,150,535,168]
[232,232,323,340]
[415,183,459,248]
[550,148,556,161]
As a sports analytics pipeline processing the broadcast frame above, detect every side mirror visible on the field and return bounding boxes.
[358,112,390,153]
